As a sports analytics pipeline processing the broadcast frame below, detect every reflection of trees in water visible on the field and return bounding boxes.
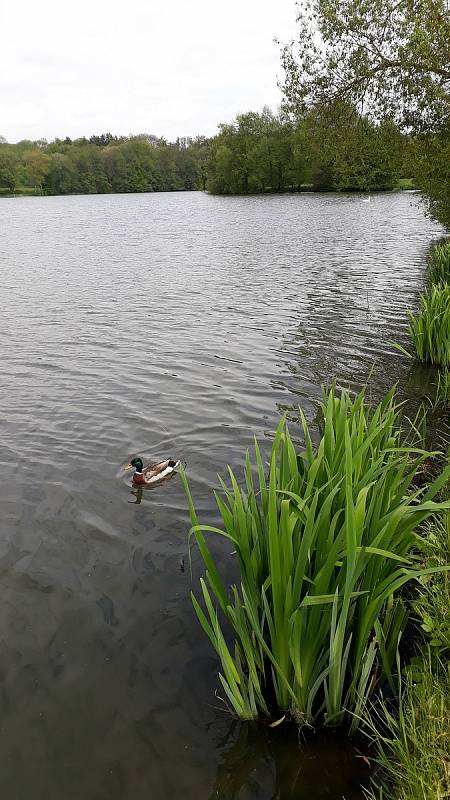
[209,720,370,800]
[274,299,377,407]
[270,244,428,416]
[403,362,450,452]
[273,357,449,457]
[210,721,275,800]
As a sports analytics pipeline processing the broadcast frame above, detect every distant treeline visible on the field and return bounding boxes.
[0,105,414,197]
[207,104,411,194]
[0,133,210,195]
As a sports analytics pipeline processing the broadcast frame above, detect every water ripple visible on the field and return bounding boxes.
[0,190,444,799]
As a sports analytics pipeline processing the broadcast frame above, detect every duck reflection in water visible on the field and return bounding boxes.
[127,468,179,504]
[129,486,144,504]
[209,719,370,800]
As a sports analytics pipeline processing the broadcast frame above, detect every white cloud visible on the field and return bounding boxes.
[0,0,297,142]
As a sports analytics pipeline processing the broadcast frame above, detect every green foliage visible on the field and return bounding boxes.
[207,105,407,194]
[279,0,450,133]
[415,505,450,653]
[207,108,295,194]
[182,387,450,727]
[366,655,450,800]
[407,286,450,366]
[427,240,450,288]
[1,111,411,198]
[0,134,211,196]
[278,1,450,225]
[23,149,50,190]
[433,368,450,411]
[0,144,20,191]
[413,121,450,229]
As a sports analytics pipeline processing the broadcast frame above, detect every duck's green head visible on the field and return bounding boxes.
[126,457,144,473]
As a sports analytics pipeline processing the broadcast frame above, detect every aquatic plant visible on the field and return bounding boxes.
[407,286,450,366]
[427,240,450,288]
[181,387,450,728]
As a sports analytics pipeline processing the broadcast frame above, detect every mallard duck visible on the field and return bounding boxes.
[125,457,181,486]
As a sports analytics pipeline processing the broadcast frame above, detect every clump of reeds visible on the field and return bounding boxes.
[407,285,450,366]
[427,240,450,288]
[181,386,450,729]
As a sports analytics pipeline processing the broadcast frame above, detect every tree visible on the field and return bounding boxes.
[89,132,119,147]
[206,110,298,194]
[101,145,129,192]
[206,104,407,195]
[23,149,50,190]
[207,143,234,193]
[190,136,212,190]
[44,153,76,194]
[0,131,209,196]
[288,103,398,191]
[279,0,449,224]
[279,0,450,132]
[0,148,18,191]
[413,121,450,225]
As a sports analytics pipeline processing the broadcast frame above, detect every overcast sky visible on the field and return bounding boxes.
[0,0,298,143]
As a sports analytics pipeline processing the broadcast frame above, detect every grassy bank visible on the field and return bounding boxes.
[367,653,450,800]
[394,178,415,191]
[366,240,450,799]
[0,186,42,197]
[0,183,415,199]
[367,488,450,799]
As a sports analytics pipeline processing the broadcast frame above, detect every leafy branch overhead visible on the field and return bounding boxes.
[279,0,450,131]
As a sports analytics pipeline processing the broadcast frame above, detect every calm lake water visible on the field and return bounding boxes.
[0,191,444,799]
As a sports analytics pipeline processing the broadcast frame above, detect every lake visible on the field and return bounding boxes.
[0,191,443,799]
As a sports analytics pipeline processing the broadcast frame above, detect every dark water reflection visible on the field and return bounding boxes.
[0,191,444,799]
[211,722,370,800]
